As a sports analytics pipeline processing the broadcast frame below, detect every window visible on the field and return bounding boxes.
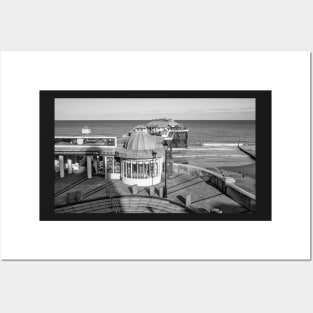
[132,162,137,179]
[114,158,120,174]
[107,157,114,173]
[98,158,104,175]
[127,162,131,178]
[138,162,144,179]
[144,162,149,178]
[123,161,127,177]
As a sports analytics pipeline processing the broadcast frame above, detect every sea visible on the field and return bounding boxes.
[55,120,255,167]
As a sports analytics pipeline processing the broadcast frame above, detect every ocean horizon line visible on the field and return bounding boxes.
[55,119,255,122]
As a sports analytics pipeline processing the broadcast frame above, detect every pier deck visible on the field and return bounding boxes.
[55,173,248,213]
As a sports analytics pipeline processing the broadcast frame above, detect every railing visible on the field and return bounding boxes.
[55,175,88,197]
[80,181,116,199]
[172,163,256,211]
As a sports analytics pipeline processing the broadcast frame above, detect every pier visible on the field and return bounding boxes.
[54,127,256,214]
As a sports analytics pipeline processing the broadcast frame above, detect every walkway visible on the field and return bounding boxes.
[55,195,193,214]
[55,173,247,213]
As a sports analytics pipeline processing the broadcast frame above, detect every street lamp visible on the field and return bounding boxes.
[151,151,157,186]
[164,144,168,198]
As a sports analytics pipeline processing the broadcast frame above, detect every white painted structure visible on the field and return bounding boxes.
[117,132,164,186]
[121,158,163,186]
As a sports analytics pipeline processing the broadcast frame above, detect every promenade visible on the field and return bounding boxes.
[55,173,248,213]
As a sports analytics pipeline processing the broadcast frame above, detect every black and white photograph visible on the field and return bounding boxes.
[53,95,259,216]
[1,1,312,312]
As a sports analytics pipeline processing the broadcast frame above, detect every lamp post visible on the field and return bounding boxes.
[164,145,168,198]
[151,151,157,186]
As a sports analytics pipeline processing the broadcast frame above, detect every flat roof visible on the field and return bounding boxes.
[55,135,116,138]
[55,145,115,155]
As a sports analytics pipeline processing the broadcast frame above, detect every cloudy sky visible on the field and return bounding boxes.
[55,98,255,120]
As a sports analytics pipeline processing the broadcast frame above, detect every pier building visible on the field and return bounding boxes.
[55,126,164,186]
[54,134,119,179]
[117,132,164,186]
[146,118,188,148]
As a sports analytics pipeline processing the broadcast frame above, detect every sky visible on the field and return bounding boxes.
[55,98,255,120]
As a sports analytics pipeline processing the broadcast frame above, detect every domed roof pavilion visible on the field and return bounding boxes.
[117,133,164,186]
[118,132,164,159]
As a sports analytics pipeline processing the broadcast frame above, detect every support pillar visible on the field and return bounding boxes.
[149,186,155,196]
[132,185,138,195]
[87,155,92,179]
[94,158,98,174]
[149,162,151,179]
[158,186,164,198]
[67,158,72,174]
[185,194,191,207]
[59,155,64,178]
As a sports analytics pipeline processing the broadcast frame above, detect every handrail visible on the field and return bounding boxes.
[54,175,88,197]
[227,183,256,200]
[173,163,224,179]
[173,163,255,201]
[81,181,117,199]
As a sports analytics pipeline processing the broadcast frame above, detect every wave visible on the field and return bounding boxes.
[173,154,247,158]
[173,147,235,151]
[202,143,239,147]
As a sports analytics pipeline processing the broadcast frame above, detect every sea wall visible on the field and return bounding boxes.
[172,163,256,211]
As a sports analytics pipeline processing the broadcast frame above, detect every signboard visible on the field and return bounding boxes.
[55,151,100,155]
[55,136,117,147]
[54,151,115,156]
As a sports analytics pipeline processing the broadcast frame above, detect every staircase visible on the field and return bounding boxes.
[55,195,193,214]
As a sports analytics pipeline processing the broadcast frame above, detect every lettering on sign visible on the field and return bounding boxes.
[55,137,116,147]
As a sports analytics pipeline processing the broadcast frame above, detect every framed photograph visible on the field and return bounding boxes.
[41,90,271,221]
[1,52,310,260]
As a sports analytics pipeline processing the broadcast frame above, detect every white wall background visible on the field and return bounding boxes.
[0,1,312,313]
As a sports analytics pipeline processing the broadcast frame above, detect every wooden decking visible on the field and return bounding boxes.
[165,174,246,213]
[55,173,248,213]
[55,196,194,214]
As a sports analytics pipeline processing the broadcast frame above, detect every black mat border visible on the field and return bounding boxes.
[40,90,271,221]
